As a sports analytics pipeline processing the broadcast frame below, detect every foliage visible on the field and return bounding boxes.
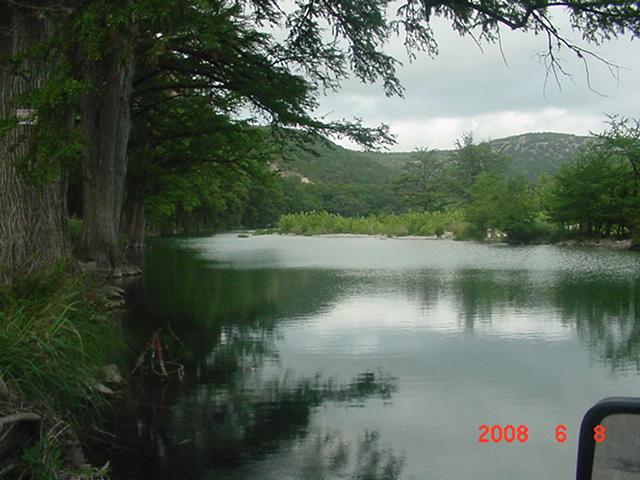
[393,148,446,211]
[272,132,590,188]
[129,94,279,233]
[279,210,464,237]
[543,147,639,238]
[446,133,510,204]
[22,437,63,480]
[145,162,251,234]
[4,16,86,186]
[21,436,111,480]
[130,0,396,150]
[276,131,633,245]
[274,136,400,185]
[0,264,122,419]
[448,221,483,241]
[465,173,541,243]
[241,171,287,228]
[596,116,640,182]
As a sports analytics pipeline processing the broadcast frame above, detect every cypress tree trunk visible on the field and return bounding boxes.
[121,197,146,250]
[77,39,140,277]
[0,4,69,282]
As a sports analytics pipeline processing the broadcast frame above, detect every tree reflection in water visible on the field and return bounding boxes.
[101,244,404,478]
[439,270,640,370]
[289,430,405,480]
[131,240,640,371]
[102,363,401,479]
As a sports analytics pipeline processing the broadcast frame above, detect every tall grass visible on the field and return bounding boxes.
[0,263,122,420]
[279,210,465,237]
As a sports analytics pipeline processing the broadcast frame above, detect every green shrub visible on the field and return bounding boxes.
[506,220,559,244]
[278,210,464,237]
[450,221,483,241]
[22,436,64,480]
[21,429,112,479]
[0,265,123,421]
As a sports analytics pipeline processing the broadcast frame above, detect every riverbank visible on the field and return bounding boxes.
[293,233,446,240]
[265,231,638,250]
[0,264,124,478]
[274,211,637,250]
[556,238,636,250]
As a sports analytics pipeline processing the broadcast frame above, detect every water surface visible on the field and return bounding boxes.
[108,234,640,479]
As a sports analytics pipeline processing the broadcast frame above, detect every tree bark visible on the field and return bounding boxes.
[77,35,140,277]
[121,196,146,250]
[0,4,69,283]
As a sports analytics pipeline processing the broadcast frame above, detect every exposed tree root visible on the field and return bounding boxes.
[132,330,185,382]
[0,412,42,427]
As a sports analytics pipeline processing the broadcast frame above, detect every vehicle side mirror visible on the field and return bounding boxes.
[576,397,640,479]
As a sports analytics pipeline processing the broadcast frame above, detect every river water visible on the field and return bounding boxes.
[106,234,640,479]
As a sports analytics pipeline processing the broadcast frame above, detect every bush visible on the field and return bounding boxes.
[506,219,559,244]
[278,210,464,237]
[450,221,483,241]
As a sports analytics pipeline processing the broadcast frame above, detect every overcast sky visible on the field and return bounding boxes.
[312,13,640,152]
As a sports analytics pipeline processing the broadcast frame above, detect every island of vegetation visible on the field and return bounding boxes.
[1,0,640,478]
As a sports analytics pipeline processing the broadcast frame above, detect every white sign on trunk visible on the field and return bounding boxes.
[16,108,37,126]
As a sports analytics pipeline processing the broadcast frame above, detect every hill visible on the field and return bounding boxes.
[276,143,399,185]
[488,132,592,179]
[275,132,591,184]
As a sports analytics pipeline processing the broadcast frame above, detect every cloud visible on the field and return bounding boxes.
[314,14,640,151]
[333,108,605,150]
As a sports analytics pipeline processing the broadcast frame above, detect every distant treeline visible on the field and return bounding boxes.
[141,124,639,244]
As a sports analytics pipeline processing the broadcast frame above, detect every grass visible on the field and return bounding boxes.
[0,262,122,421]
[278,210,465,238]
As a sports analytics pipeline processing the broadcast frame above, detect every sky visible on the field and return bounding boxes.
[312,12,640,152]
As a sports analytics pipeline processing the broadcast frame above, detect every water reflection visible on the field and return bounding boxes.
[106,369,400,479]
[104,236,640,480]
[288,430,405,480]
[400,265,640,366]
[130,242,640,369]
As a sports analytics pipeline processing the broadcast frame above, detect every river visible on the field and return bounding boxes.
[103,234,640,479]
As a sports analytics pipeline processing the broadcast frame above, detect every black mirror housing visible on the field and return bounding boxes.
[577,397,640,480]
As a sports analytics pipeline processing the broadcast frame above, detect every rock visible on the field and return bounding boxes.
[104,299,126,310]
[103,285,125,300]
[93,383,114,396]
[78,261,141,278]
[96,285,127,310]
[103,364,123,385]
[120,264,142,276]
